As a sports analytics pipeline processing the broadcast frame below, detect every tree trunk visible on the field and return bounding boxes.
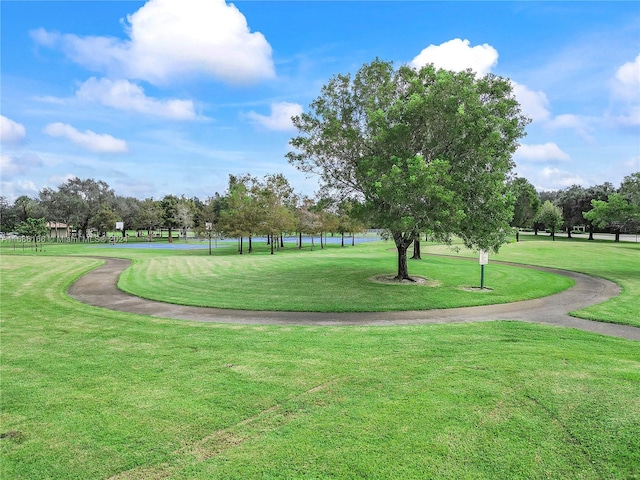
[395,243,413,281]
[270,234,275,254]
[588,224,594,240]
[352,233,355,246]
[168,227,173,243]
[393,232,415,281]
[299,231,302,249]
[615,231,620,242]
[411,239,421,259]
[341,232,345,247]
[516,231,520,242]
[239,236,243,254]
[320,233,324,249]
[280,234,284,248]
[248,235,253,253]
[551,230,555,241]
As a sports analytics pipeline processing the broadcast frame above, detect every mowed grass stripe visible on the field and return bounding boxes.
[117,243,573,312]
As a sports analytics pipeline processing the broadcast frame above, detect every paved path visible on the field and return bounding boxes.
[67,257,640,341]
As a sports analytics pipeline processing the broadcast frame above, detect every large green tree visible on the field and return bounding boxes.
[288,59,528,279]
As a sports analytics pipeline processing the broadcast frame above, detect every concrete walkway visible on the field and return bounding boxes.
[67,257,640,341]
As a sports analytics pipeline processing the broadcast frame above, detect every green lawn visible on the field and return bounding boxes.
[421,234,640,328]
[113,241,573,312]
[1,238,639,479]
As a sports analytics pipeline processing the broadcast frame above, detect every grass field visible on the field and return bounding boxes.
[1,237,639,479]
[113,240,574,312]
[420,234,640,328]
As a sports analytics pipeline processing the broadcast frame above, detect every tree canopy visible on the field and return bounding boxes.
[288,59,529,279]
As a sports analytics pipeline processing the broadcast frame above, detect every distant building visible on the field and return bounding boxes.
[47,222,71,238]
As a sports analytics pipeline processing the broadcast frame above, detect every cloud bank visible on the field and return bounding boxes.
[31,0,275,85]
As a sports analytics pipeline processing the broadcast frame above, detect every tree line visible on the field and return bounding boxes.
[3,170,637,249]
[0,174,366,253]
[508,172,640,242]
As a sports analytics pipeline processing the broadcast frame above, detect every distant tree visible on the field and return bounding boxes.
[556,185,586,239]
[135,198,163,238]
[582,182,616,240]
[619,172,640,234]
[0,196,18,232]
[175,198,195,241]
[508,177,540,241]
[288,59,528,280]
[13,195,40,223]
[90,207,120,237]
[114,196,141,237]
[57,178,115,238]
[584,193,635,242]
[194,194,225,240]
[219,175,259,254]
[261,173,295,252]
[536,200,563,241]
[160,194,181,242]
[336,200,365,247]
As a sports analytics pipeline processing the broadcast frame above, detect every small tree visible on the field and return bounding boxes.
[536,201,563,241]
[16,217,48,251]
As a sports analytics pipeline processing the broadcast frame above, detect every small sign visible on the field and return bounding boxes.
[115,221,124,230]
[479,250,489,265]
[205,222,212,231]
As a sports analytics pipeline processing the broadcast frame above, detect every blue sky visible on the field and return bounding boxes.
[1,0,639,202]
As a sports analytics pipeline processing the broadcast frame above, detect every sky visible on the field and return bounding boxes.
[1,0,639,202]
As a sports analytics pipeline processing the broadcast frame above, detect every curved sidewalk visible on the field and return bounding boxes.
[67,257,640,341]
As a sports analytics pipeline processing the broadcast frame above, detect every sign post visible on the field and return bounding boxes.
[479,250,489,289]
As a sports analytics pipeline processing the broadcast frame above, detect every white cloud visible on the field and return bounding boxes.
[0,179,39,202]
[0,153,43,179]
[608,54,640,128]
[1,115,27,144]
[246,102,303,131]
[76,77,197,120]
[410,38,498,76]
[31,0,275,85]
[43,123,129,153]
[515,143,571,163]
[612,53,640,100]
[48,173,78,187]
[540,167,586,188]
[511,82,550,123]
[546,114,595,142]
